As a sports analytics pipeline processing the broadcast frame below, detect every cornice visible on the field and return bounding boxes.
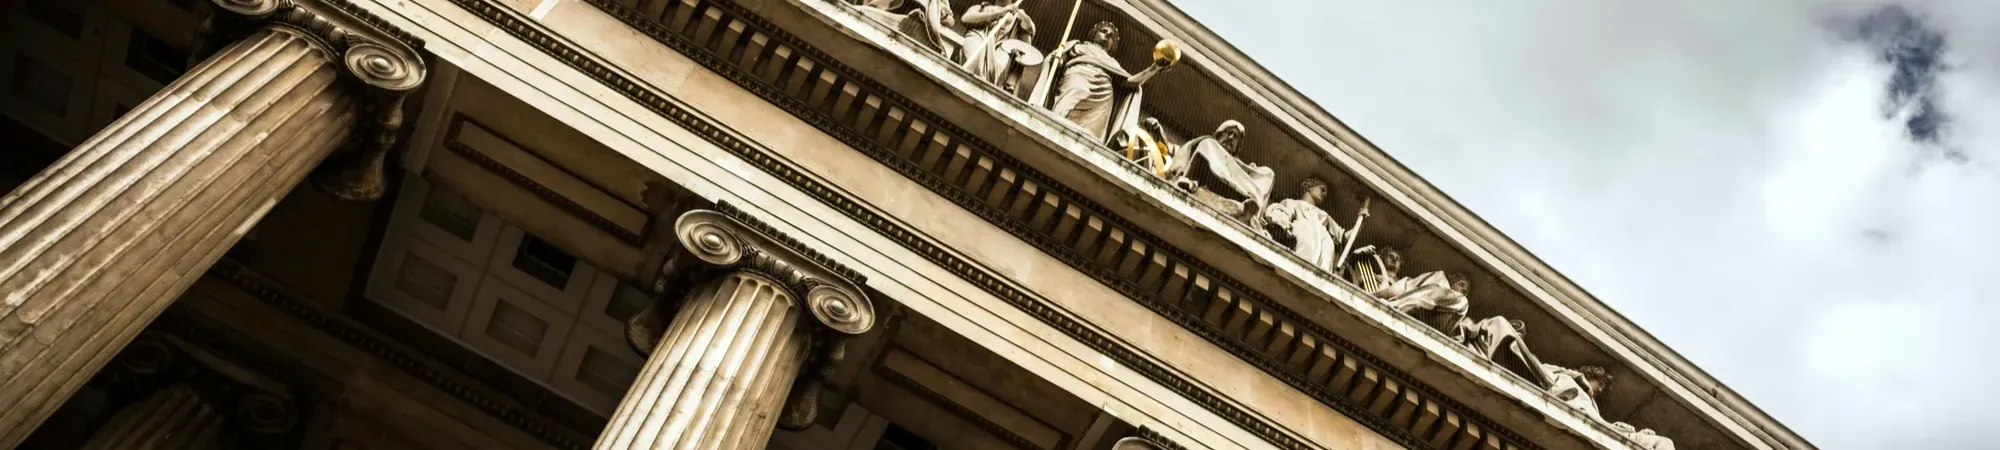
[440,0,1558,448]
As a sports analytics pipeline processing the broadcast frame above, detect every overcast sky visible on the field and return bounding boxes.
[1168,0,2000,448]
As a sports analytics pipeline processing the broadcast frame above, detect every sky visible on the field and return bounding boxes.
[1168,0,2000,448]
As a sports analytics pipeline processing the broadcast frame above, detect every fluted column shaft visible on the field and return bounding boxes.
[0,27,349,444]
[0,0,428,438]
[597,271,810,450]
[79,385,225,450]
[597,207,876,450]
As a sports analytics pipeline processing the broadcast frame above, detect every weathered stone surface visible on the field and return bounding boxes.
[0,1,424,444]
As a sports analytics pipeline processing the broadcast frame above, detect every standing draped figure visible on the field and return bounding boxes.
[1264,178,1356,273]
[959,1,1039,89]
[1049,22,1131,139]
[847,0,962,59]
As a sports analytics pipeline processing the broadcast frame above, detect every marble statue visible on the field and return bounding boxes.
[1048,22,1174,140]
[847,0,962,59]
[1162,119,1276,227]
[1346,245,1401,292]
[1369,269,1472,337]
[1612,422,1677,450]
[958,0,1041,91]
[1264,178,1359,273]
[1542,364,1610,421]
[1462,316,1553,387]
[1049,22,1127,137]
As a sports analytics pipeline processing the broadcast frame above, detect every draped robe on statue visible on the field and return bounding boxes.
[850,0,960,58]
[1542,364,1605,421]
[1050,42,1130,138]
[1462,316,1552,387]
[1613,423,1678,450]
[1165,135,1276,213]
[1370,271,1471,337]
[960,5,1035,85]
[1264,198,1347,272]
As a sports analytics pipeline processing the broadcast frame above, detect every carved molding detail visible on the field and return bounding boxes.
[199,0,430,200]
[442,116,647,244]
[873,364,1049,450]
[447,0,1542,448]
[207,260,590,450]
[1129,427,1190,450]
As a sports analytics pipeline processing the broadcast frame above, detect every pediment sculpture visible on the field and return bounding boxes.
[1462,316,1552,387]
[1348,246,1550,385]
[1153,119,1276,228]
[1264,178,1363,274]
[1612,422,1678,450]
[1544,364,1678,449]
[1369,268,1471,335]
[845,0,964,59]
[1035,21,1180,145]
[958,1,1043,94]
[1543,364,1610,421]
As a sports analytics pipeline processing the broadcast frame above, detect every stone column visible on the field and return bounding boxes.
[80,333,302,449]
[78,385,225,450]
[599,206,876,450]
[0,0,423,444]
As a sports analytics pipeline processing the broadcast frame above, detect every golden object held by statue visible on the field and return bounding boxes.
[1152,40,1182,67]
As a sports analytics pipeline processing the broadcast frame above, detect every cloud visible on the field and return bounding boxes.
[1170,0,2000,447]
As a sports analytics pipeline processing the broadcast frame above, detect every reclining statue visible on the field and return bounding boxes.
[1159,119,1275,227]
[1349,246,1552,386]
[1372,269,1472,336]
[1611,422,1677,450]
[1542,364,1610,421]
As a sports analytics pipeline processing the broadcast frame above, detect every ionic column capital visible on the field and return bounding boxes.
[203,0,427,92]
[199,0,429,201]
[656,203,876,339]
[617,202,875,434]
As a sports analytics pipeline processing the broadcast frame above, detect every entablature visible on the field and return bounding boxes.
[608,0,1804,449]
[342,0,1804,447]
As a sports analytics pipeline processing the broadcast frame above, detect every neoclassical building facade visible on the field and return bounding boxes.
[0,0,1811,449]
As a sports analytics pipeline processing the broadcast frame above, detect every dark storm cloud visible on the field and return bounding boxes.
[1840,5,1959,155]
